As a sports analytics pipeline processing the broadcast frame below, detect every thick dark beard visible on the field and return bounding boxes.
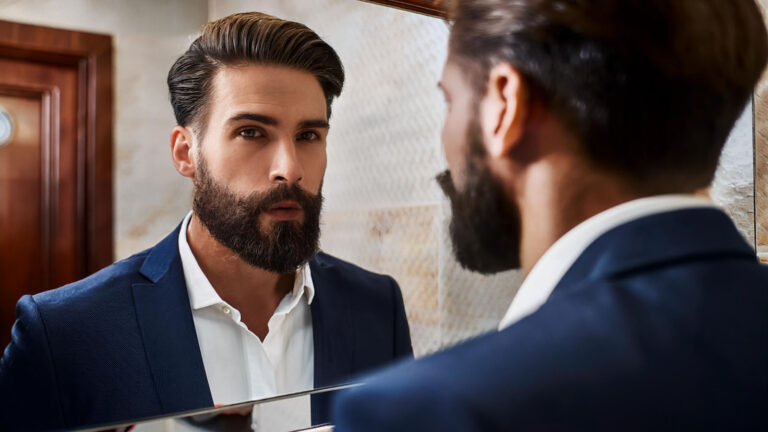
[436,123,522,274]
[192,156,323,274]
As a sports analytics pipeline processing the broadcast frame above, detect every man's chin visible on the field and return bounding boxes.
[451,236,521,275]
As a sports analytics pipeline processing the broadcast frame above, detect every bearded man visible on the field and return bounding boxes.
[332,0,768,430]
[0,12,412,432]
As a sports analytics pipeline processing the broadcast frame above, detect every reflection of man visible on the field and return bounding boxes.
[0,13,412,432]
[333,0,768,430]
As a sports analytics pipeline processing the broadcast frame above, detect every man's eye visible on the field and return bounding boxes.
[239,128,264,139]
[298,131,320,141]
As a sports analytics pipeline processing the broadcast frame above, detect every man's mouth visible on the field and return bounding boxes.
[266,200,303,221]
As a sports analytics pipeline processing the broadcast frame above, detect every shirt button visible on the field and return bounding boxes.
[222,305,231,315]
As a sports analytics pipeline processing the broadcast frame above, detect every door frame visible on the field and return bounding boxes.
[0,20,113,273]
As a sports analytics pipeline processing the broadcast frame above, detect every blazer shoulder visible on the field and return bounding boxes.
[312,251,398,289]
[31,248,154,317]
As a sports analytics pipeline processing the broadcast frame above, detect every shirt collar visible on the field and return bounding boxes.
[179,211,222,310]
[498,194,715,330]
[292,261,316,307]
[178,211,315,312]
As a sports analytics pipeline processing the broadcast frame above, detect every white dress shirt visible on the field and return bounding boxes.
[177,211,314,427]
[498,195,716,330]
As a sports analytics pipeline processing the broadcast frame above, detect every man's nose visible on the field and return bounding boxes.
[269,139,304,184]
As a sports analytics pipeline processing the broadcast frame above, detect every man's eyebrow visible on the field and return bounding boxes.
[228,113,279,126]
[227,113,329,130]
[299,119,330,129]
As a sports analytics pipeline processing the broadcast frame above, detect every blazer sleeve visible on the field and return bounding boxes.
[0,295,65,432]
[388,276,413,360]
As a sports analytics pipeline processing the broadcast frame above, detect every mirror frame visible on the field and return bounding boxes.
[360,0,449,17]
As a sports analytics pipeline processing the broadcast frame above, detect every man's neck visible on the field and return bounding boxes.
[186,214,295,340]
[515,157,643,277]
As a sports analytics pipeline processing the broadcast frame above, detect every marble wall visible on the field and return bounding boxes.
[0,0,208,260]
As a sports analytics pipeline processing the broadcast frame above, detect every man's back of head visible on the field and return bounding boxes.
[331,2,768,430]
[449,0,767,193]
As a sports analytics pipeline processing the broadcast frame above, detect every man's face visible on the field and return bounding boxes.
[437,58,522,274]
[191,64,328,273]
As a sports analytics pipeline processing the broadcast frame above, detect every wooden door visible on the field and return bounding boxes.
[0,21,113,348]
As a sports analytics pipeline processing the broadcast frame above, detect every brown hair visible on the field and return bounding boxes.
[449,0,768,193]
[168,12,344,137]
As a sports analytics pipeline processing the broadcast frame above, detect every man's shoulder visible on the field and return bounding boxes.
[333,260,768,430]
[311,251,397,289]
[31,248,153,312]
[309,251,406,318]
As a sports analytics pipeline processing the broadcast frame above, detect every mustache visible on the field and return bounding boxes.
[238,182,323,215]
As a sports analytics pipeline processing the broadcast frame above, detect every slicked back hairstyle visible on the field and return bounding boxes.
[449,0,768,193]
[168,12,344,138]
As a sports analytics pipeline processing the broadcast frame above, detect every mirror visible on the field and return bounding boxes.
[74,384,355,432]
[1,0,765,430]
[0,0,464,430]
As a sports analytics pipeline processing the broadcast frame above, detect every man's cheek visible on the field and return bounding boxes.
[442,130,464,175]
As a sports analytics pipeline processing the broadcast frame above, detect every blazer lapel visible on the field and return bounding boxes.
[309,253,356,386]
[131,224,213,413]
[309,253,355,423]
[552,207,757,297]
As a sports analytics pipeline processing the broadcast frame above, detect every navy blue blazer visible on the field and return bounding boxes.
[332,208,768,431]
[0,223,412,432]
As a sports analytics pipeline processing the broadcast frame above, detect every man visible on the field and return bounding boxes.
[0,12,412,432]
[333,0,768,430]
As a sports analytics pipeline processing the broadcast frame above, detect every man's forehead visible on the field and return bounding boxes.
[210,64,327,117]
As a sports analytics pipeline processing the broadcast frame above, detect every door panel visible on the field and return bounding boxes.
[0,21,112,348]
[0,93,45,334]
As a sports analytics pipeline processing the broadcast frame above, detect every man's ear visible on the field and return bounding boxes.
[171,125,196,179]
[479,63,527,158]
